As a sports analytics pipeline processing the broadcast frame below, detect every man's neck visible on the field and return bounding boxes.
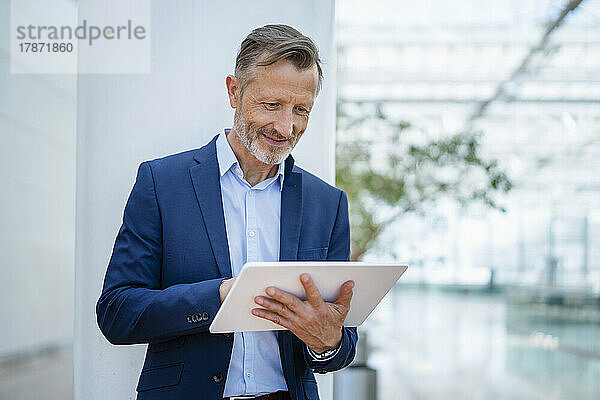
[226,131,279,187]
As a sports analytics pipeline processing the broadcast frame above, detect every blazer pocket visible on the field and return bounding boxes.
[136,363,184,392]
[297,247,328,261]
[148,336,186,353]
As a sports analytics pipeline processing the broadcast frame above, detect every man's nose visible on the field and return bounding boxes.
[273,112,294,138]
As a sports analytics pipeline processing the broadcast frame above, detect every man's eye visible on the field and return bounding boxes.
[264,103,279,109]
[295,107,309,114]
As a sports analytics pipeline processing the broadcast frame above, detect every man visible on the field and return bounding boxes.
[96,24,357,400]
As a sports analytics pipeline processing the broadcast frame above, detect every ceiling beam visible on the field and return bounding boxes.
[468,0,585,122]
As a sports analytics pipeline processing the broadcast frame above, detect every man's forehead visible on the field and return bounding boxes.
[249,62,318,101]
[253,83,315,104]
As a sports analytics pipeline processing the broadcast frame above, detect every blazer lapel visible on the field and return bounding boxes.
[189,135,232,278]
[278,157,302,396]
[278,156,304,396]
[279,155,303,262]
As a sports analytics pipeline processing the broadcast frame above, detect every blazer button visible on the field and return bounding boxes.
[201,312,210,321]
[224,333,232,338]
[212,372,224,383]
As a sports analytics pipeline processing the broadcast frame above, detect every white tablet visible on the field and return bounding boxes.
[209,261,408,333]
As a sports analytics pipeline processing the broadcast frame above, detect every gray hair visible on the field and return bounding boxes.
[235,24,323,96]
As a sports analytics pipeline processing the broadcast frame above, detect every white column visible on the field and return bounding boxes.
[0,0,76,361]
[74,1,336,399]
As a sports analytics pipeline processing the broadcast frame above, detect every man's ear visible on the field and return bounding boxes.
[226,75,240,109]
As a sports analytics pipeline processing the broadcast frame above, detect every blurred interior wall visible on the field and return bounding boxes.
[0,0,77,361]
[74,1,336,399]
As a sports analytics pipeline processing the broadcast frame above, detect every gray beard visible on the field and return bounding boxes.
[232,110,295,165]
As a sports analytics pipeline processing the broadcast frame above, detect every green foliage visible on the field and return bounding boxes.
[335,103,512,260]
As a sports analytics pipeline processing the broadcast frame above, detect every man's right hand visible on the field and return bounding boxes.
[219,277,237,303]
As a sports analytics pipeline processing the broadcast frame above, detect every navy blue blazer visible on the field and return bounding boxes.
[96,135,358,400]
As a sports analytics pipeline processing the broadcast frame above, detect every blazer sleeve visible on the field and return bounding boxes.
[303,190,359,373]
[96,161,224,345]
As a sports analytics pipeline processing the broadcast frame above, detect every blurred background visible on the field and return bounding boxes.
[1,0,599,399]
[336,0,600,399]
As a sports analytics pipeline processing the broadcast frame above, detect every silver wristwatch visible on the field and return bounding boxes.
[306,345,340,361]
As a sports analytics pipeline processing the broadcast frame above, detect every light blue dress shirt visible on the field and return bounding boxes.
[217,129,289,397]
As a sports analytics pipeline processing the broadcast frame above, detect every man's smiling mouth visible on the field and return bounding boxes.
[261,133,289,147]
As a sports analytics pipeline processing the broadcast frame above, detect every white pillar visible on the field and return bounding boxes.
[74,1,336,399]
[0,0,76,361]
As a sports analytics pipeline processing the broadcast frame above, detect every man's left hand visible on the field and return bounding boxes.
[251,274,354,354]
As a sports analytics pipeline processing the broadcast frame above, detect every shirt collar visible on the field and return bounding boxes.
[216,128,285,191]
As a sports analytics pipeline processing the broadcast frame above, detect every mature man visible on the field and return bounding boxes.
[96,24,358,400]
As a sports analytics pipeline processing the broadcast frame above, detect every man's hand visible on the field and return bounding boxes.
[251,274,354,354]
[219,277,237,303]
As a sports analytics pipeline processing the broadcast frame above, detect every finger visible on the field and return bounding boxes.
[265,286,306,314]
[254,296,301,321]
[251,307,292,330]
[334,280,355,307]
[300,274,325,308]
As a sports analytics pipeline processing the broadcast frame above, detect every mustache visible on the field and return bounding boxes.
[257,127,294,141]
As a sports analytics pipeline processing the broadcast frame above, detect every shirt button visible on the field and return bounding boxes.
[246,371,252,377]
[248,231,255,237]
[248,190,254,196]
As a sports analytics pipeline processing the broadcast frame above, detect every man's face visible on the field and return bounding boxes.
[231,58,318,165]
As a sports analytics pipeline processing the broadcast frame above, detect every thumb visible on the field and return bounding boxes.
[334,280,354,307]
